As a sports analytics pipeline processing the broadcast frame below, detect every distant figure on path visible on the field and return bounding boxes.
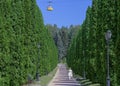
[58,63,62,71]
[68,68,73,80]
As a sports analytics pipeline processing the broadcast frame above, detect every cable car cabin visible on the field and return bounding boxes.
[47,5,53,11]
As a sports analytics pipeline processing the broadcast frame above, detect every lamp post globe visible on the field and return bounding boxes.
[105,30,112,41]
[38,44,40,49]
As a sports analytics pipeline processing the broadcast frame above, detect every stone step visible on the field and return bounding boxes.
[55,83,81,86]
[53,80,78,83]
[48,64,81,86]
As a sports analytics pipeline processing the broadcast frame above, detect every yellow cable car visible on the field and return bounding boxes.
[47,1,53,11]
[47,5,53,11]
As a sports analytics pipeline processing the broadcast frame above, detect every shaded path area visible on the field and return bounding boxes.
[48,64,81,86]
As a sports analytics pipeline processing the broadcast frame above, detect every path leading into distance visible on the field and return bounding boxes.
[48,63,81,86]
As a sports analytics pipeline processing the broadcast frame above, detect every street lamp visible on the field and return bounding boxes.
[105,30,112,86]
[44,53,48,75]
[36,44,40,81]
[83,50,86,79]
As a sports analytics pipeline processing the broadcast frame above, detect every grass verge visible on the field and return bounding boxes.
[22,67,57,86]
[40,67,58,86]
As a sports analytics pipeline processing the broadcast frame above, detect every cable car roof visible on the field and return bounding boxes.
[47,0,53,11]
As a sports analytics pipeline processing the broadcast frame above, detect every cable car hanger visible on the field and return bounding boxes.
[47,0,53,11]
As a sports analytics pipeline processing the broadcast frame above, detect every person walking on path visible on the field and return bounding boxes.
[68,68,73,80]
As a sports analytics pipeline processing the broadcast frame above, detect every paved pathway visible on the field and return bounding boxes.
[48,64,81,86]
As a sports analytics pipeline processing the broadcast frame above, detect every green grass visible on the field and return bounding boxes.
[22,67,57,86]
[80,79,90,83]
[89,83,100,86]
[39,67,57,86]
[83,81,92,85]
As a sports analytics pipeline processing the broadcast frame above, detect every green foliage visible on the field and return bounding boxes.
[67,0,120,86]
[46,24,80,61]
[0,0,58,86]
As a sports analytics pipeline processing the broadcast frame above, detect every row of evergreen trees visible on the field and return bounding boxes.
[67,0,120,86]
[0,0,58,86]
[46,24,80,60]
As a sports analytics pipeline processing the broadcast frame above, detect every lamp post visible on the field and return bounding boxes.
[105,30,112,86]
[44,53,48,75]
[36,44,40,81]
[83,50,86,79]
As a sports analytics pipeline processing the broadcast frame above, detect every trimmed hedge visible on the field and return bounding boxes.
[67,0,120,86]
[0,0,58,86]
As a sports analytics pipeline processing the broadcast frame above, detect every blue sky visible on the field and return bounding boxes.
[36,0,92,28]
